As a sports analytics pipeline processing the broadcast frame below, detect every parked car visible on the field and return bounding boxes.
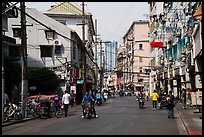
[133,91,139,96]
[123,89,132,96]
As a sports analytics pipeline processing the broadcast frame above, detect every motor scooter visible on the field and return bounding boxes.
[159,96,168,109]
[138,96,145,109]
[82,102,94,119]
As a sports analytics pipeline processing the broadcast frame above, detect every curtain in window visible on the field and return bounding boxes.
[167,47,172,61]
[180,38,185,55]
[188,16,194,27]
[173,44,177,60]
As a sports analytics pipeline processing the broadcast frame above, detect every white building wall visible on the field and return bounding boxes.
[6,8,73,70]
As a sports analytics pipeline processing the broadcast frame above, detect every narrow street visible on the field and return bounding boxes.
[3,95,184,135]
[2,2,202,135]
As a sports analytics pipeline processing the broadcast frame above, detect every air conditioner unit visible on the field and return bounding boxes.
[54,39,62,46]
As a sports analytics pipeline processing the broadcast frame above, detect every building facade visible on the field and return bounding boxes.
[6,8,84,103]
[2,2,19,121]
[43,2,96,101]
[148,2,202,108]
[122,20,151,92]
[116,46,126,90]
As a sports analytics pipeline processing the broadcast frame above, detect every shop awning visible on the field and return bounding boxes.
[3,35,16,45]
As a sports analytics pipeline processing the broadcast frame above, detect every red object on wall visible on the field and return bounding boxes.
[150,42,164,48]
[116,78,121,85]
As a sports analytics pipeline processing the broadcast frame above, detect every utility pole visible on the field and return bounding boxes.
[94,19,98,92]
[2,27,4,122]
[103,51,105,90]
[131,41,134,84]
[100,41,103,94]
[20,2,28,118]
[81,2,86,94]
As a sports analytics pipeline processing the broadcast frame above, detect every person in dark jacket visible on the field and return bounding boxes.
[181,88,187,109]
[166,90,175,119]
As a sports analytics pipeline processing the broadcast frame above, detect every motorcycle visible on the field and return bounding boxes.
[39,99,53,119]
[4,103,23,122]
[27,100,39,117]
[159,96,168,109]
[138,96,145,109]
[83,102,94,119]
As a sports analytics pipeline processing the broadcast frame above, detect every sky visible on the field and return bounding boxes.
[25,2,149,45]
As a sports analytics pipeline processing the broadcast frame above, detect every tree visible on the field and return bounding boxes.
[4,61,21,102]
[28,67,61,95]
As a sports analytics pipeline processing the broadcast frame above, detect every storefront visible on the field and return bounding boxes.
[174,68,181,98]
[168,68,174,93]
[164,71,168,94]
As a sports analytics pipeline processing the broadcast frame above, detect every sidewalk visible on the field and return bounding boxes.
[2,104,82,127]
[175,102,202,135]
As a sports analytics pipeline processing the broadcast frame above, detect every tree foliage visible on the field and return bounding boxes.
[28,67,61,95]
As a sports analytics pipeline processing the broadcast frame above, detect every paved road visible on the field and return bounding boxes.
[2,95,186,135]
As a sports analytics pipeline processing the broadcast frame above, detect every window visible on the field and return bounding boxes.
[138,79,143,83]
[40,45,53,57]
[12,28,21,37]
[55,46,61,55]
[139,67,142,73]
[57,20,67,25]
[73,43,76,59]
[139,57,143,62]
[45,30,54,40]
[139,44,143,50]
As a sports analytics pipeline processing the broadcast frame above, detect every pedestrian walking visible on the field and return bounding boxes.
[166,90,176,119]
[151,90,159,110]
[3,92,9,107]
[53,92,61,118]
[62,90,71,117]
[103,92,108,103]
[158,91,163,108]
[70,90,74,107]
[145,90,149,101]
[181,88,187,109]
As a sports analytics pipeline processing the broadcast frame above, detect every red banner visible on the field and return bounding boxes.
[150,42,164,48]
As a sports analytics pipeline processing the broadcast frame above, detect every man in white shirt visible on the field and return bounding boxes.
[62,90,71,117]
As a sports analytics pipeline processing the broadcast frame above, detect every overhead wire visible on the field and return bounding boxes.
[14,6,99,68]
[107,2,136,40]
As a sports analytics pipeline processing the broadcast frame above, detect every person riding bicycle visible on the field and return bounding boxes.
[81,91,98,118]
